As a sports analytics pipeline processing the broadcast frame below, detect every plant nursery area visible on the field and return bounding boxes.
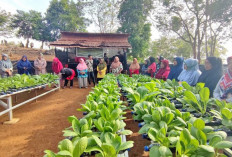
[1,74,232,157]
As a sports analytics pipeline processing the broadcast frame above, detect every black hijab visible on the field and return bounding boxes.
[198,57,223,97]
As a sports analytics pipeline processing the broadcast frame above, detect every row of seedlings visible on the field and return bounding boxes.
[44,74,134,157]
[118,74,232,157]
[0,73,59,95]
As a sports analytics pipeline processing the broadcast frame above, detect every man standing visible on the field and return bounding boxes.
[86,55,96,86]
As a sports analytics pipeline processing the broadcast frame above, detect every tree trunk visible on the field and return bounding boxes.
[205,0,209,58]
[26,38,29,48]
[40,41,44,49]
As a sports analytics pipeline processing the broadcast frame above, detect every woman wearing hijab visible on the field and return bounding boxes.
[214,56,232,102]
[52,57,63,75]
[155,56,164,75]
[168,57,184,81]
[198,57,223,97]
[17,55,32,75]
[34,53,47,75]
[97,58,107,82]
[147,57,156,77]
[76,58,88,88]
[178,58,201,86]
[110,56,123,76]
[129,58,140,77]
[155,59,170,81]
[141,59,150,75]
[60,68,75,88]
[0,54,13,78]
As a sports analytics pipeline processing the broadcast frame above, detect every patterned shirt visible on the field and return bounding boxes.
[86,59,93,72]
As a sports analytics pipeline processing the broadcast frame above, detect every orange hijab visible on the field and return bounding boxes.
[129,58,140,70]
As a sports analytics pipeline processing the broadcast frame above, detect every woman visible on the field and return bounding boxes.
[0,54,13,78]
[198,57,223,97]
[110,56,123,76]
[97,58,107,82]
[214,56,232,102]
[155,56,164,75]
[129,58,140,77]
[141,59,150,75]
[168,57,184,81]
[76,58,88,88]
[52,57,63,75]
[147,57,156,77]
[155,59,170,81]
[34,53,47,75]
[17,55,32,75]
[178,58,201,86]
[60,68,75,88]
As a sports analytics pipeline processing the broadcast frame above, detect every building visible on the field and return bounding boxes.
[50,32,131,66]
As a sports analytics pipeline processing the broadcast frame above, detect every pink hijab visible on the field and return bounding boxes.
[76,58,88,71]
[52,57,63,74]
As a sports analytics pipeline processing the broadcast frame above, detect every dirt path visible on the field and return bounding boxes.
[125,111,150,157]
[0,81,92,157]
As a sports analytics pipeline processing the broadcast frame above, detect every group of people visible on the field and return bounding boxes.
[1,52,232,102]
[53,54,122,89]
[128,55,232,102]
[0,53,47,78]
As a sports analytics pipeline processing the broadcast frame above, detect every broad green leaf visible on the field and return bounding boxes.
[92,135,102,147]
[73,137,88,157]
[193,119,205,130]
[222,108,232,120]
[196,130,207,145]
[196,145,215,157]
[119,130,133,135]
[199,87,210,103]
[44,150,56,157]
[159,146,173,156]
[209,135,222,147]
[148,128,158,141]
[58,139,73,153]
[149,146,161,157]
[214,141,232,149]
[63,130,78,137]
[57,150,72,156]
[118,141,134,152]
[101,144,117,156]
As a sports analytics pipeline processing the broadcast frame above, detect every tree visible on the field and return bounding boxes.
[117,0,153,58]
[150,0,232,62]
[150,37,192,61]
[85,0,121,33]
[11,10,43,48]
[0,8,12,37]
[45,0,88,40]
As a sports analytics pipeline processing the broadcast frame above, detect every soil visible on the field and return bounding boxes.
[0,79,92,157]
[125,110,150,157]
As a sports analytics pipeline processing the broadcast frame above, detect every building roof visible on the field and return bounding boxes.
[50,32,131,48]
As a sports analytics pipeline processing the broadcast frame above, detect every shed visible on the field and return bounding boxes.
[50,32,131,65]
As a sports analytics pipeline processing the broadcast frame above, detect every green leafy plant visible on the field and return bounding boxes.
[44,137,88,157]
[87,133,134,157]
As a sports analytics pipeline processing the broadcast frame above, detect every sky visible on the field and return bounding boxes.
[0,0,231,59]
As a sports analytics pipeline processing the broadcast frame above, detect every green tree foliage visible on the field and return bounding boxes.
[0,8,12,36]
[117,0,153,58]
[11,10,43,48]
[46,0,88,40]
[85,0,121,33]
[151,0,232,62]
[151,37,192,61]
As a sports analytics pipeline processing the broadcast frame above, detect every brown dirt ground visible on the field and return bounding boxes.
[0,80,150,157]
[125,110,150,157]
[0,79,92,157]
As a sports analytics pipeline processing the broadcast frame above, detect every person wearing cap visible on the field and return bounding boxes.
[214,56,232,102]
[34,53,47,75]
[0,54,13,78]
[60,68,75,88]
